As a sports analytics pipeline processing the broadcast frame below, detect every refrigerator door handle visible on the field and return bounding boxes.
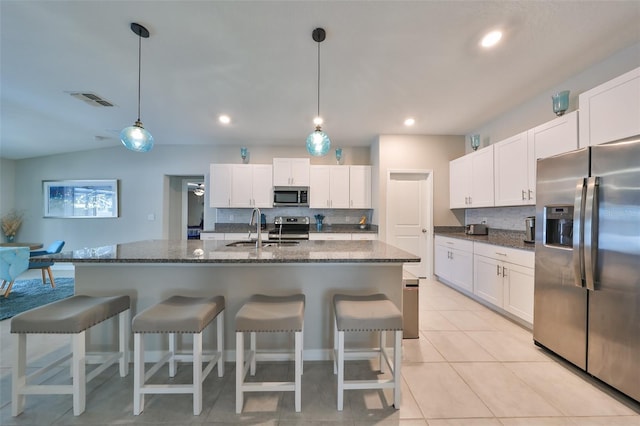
[572,178,586,287]
[584,176,600,291]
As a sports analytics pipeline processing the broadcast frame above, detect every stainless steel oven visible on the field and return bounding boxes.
[268,216,310,240]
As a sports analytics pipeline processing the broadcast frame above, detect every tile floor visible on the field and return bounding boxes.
[0,272,638,425]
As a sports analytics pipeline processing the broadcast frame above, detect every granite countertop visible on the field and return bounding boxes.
[42,239,418,264]
[202,223,378,234]
[434,228,535,252]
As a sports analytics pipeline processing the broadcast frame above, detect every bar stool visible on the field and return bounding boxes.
[132,295,225,416]
[235,294,305,413]
[333,293,403,411]
[11,295,130,416]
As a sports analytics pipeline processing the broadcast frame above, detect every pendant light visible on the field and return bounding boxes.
[120,23,154,153]
[306,27,331,157]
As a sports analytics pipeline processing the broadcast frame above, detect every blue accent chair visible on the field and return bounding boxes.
[29,240,65,288]
[0,246,30,298]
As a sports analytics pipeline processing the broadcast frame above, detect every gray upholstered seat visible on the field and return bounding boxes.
[11,295,130,334]
[235,294,305,332]
[132,295,225,334]
[132,294,225,416]
[235,293,305,413]
[333,293,403,411]
[333,293,402,332]
[11,294,130,417]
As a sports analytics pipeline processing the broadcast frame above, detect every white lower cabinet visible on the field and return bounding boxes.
[200,232,268,241]
[473,242,534,324]
[434,236,473,293]
[200,233,226,241]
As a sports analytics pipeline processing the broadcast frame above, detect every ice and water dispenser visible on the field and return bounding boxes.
[544,206,574,248]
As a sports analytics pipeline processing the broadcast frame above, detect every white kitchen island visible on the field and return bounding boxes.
[46,239,419,360]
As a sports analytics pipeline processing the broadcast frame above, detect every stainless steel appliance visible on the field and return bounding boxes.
[524,216,535,243]
[465,224,488,235]
[534,137,640,402]
[273,187,309,207]
[268,216,310,240]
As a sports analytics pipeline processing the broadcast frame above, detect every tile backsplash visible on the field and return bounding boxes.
[465,205,535,231]
[214,208,373,227]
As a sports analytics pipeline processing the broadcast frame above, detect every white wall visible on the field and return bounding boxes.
[10,144,370,250]
[467,42,640,151]
[0,158,16,218]
[372,134,465,241]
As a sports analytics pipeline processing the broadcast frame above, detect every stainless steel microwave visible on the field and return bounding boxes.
[273,187,309,207]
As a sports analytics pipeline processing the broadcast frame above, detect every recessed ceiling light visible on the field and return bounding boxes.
[404,117,415,126]
[481,30,502,48]
[219,114,231,124]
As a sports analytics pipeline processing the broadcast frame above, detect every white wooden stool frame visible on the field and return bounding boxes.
[133,310,224,416]
[235,327,304,413]
[12,309,130,417]
[333,318,402,411]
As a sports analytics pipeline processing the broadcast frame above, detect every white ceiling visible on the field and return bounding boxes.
[1,1,639,160]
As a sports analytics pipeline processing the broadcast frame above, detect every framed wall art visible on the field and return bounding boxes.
[43,179,119,218]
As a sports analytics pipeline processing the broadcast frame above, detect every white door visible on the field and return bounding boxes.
[386,171,433,278]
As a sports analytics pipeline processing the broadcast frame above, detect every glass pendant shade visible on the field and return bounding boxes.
[120,120,154,152]
[306,127,331,156]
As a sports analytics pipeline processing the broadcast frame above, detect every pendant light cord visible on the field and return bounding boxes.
[137,34,142,122]
[316,40,321,119]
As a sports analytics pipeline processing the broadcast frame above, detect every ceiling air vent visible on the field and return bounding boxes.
[69,92,115,107]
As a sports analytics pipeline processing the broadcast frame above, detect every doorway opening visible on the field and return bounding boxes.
[166,175,204,240]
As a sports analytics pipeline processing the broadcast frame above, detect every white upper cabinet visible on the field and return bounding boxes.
[272,158,310,187]
[210,164,232,207]
[227,164,273,208]
[450,146,494,208]
[310,165,350,208]
[530,111,578,160]
[579,67,640,147]
[494,112,578,207]
[349,166,372,208]
[494,131,532,206]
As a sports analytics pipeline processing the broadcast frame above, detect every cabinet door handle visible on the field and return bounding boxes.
[497,264,501,276]
[502,266,507,277]
[495,252,507,256]
[528,189,533,200]
[522,190,527,200]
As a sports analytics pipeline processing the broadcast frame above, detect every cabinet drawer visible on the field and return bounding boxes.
[200,233,225,240]
[435,235,473,252]
[473,242,533,268]
[351,233,377,241]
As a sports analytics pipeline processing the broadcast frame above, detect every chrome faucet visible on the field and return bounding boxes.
[249,207,262,248]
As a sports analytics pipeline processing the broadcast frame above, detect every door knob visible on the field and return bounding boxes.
[422,229,427,233]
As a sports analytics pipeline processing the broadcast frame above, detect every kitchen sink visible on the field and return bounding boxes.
[225,240,300,248]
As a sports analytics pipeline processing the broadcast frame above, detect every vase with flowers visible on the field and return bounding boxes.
[314,214,325,232]
[1,209,23,243]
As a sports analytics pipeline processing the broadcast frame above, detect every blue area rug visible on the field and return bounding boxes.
[0,277,74,321]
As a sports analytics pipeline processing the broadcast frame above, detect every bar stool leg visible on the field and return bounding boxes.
[119,309,130,377]
[169,333,177,377]
[72,332,86,416]
[294,330,302,412]
[133,333,144,415]
[217,311,225,377]
[393,330,402,408]
[379,330,386,373]
[12,334,26,416]
[250,331,256,375]
[193,332,203,415]
[235,331,244,414]
[337,329,345,411]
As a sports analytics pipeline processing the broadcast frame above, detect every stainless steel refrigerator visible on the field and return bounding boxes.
[534,137,640,403]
